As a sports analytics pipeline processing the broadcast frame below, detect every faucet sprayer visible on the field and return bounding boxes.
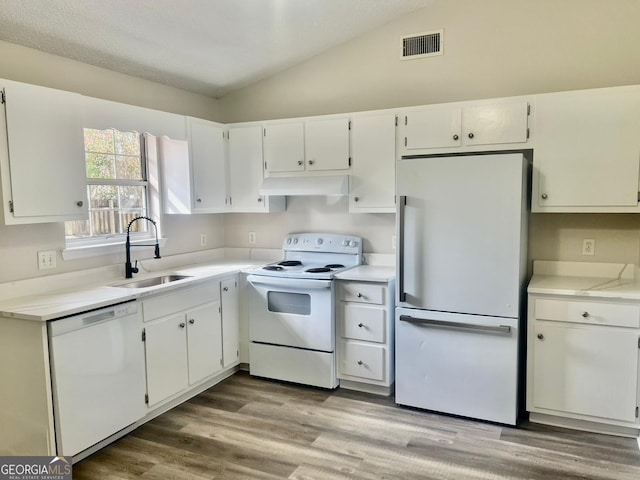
[125,216,161,278]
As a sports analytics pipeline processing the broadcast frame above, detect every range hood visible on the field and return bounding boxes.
[259,175,349,196]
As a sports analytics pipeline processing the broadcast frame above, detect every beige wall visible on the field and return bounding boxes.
[219,0,640,264]
[0,40,220,121]
[0,40,224,283]
[224,197,394,254]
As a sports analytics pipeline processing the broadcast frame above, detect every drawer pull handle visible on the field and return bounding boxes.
[537,333,544,340]
[358,323,364,328]
[582,311,590,318]
[452,134,459,141]
[357,293,364,298]
[357,360,364,366]
[188,319,195,325]
[179,322,186,328]
[223,287,229,292]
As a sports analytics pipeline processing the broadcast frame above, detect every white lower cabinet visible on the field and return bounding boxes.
[142,280,224,407]
[144,313,190,406]
[221,275,240,368]
[527,295,640,434]
[337,279,394,395]
[186,302,223,385]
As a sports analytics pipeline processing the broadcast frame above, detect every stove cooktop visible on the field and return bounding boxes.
[246,233,363,280]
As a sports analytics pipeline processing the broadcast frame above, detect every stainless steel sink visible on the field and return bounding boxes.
[112,274,192,288]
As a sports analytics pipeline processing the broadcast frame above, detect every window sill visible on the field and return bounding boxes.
[62,237,168,261]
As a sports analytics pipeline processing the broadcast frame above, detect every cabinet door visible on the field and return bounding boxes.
[263,122,305,173]
[159,136,192,214]
[350,114,396,212]
[186,301,223,385]
[532,322,639,422]
[534,86,640,210]
[305,118,350,171]
[221,277,240,367]
[228,125,268,212]
[462,101,529,146]
[404,107,461,150]
[188,118,228,212]
[144,315,188,406]
[1,81,87,222]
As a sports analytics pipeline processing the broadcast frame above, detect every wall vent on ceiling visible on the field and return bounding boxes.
[401,30,443,60]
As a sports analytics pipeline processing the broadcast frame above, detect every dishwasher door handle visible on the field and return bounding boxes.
[399,315,512,335]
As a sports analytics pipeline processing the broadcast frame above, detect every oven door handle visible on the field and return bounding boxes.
[246,275,332,289]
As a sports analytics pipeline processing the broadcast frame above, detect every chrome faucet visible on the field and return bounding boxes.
[125,216,161,278]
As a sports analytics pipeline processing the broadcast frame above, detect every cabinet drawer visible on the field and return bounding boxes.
[339,341,385,381]
[339,282,385,305]
[535,298,640,328]
[143,281,220,322]
[342,304,386,343]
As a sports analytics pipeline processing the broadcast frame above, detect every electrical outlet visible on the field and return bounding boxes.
[37,250,57,270]
[582,238,595,256]
[248,231,257,245]
[200,233,207,246]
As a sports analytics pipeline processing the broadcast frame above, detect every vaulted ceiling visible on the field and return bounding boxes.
[0,0,432,98]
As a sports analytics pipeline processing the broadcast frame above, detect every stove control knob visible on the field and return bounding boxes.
[349,240,357,247]
[293,238,298,244]
[286,238,292,244]
[342,239,349,246]
[316,238,323,245]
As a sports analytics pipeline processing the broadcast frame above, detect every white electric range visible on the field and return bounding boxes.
[246,233,363,388]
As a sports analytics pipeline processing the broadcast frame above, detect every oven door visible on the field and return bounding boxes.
[247,275,334,352]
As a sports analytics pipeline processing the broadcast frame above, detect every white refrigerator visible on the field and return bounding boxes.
[395,152,528,425]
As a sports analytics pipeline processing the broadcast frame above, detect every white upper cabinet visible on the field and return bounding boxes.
[263,122,305,173]
[349,113,396,213]
[263,117,350,175]
[533,85,640,212]
[305,118,350,171]
[0,80,88,224]
[402,99,530,154]
[463,102,529,146]
[161,118,228,214]
[228,125,285,213]
[404,105,462,150]
[188,117,228,213]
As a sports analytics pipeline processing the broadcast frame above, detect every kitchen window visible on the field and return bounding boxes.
[64,128,160,253]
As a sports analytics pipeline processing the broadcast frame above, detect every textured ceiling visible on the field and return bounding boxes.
[0,0,432,98]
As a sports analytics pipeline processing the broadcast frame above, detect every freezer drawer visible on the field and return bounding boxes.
[395,307,519,425]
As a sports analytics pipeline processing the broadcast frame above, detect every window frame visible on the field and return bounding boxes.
[63,130,163,258]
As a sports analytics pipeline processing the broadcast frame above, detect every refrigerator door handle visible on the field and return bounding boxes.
[399,315,512,335]
[397,195,407,302]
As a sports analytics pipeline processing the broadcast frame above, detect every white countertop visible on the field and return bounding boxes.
[528,260,640,300]
[0,260,260,322]
[335,265,395,282]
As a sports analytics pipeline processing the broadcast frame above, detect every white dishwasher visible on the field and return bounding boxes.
[48,301,146,457]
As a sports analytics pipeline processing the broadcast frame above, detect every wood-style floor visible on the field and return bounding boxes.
[74,371,640,479]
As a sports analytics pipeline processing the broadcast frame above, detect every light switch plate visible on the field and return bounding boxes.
[37,250,57,269]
